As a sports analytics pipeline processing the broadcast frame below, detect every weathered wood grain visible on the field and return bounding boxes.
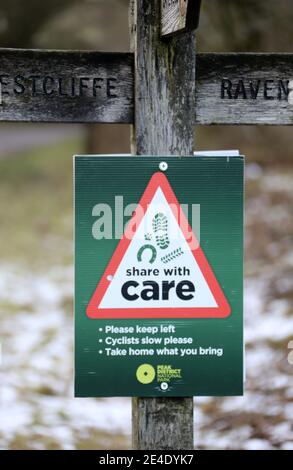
[0,48,133,123]
[196,53,293,125]
[131,0,196,156]
[130,0,195,450]
[0,49,293,125]
[161,0,201,38]
[132,397,194,450]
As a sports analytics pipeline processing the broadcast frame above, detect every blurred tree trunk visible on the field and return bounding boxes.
[0,0,82,47]
[86,124,130,154]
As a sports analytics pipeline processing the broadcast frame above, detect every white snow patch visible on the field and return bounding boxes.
[244,439,272,450]
[0,264,292,450]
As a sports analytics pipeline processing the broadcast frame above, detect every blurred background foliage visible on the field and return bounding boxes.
[0,0,292,451]
[1,0,292,52]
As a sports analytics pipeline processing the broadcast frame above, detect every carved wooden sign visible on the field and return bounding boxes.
[0,48,134,123]
[196,53,293,125]
[161,0,201,37]
[0,49,292,125]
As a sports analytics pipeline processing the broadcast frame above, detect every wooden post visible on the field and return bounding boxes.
[129,0,196,450]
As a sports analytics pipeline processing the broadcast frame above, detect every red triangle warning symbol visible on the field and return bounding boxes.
[87,172,231,319]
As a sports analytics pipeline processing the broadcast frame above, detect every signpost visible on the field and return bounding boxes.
[130,0,196,448]
[0,50,292,125]
[1,0,292,452]
[0,49,134,123]
[196,53,293,125]
[75,155,243,399]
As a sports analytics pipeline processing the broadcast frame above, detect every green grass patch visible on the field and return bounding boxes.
[0,138,84,269]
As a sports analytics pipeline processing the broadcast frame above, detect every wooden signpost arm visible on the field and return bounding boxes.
[130,0,195,450]
[0,49,292,125]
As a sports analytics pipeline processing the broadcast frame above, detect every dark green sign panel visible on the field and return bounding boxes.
[75,155,244,397]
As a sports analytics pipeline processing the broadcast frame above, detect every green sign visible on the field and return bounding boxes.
[75,155,244,397]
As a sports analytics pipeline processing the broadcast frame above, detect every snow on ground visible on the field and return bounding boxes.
[0,265,292,450]
[0,266,130,449]
[0,164,292,449]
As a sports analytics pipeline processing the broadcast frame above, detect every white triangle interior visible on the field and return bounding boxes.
[99,187,218,310]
